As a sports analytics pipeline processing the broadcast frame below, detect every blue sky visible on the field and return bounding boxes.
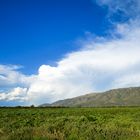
[1,0,140,106]
[0,0,109,74]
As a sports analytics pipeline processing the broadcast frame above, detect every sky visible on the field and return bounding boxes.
[0,0,140,106]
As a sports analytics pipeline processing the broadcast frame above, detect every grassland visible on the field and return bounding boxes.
[0,107,140,140]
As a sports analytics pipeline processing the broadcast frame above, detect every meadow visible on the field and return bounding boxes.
[0,107,140,140]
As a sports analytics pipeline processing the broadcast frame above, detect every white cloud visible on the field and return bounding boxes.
[113,73,140,88]
[0,65,35,87]
[1,21,140,105]
[0,65,35,104]
[0,87,28,101]
[26,22,140,105]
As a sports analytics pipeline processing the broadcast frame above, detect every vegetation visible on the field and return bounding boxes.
[0,107,140,140]
[41,87,140,107]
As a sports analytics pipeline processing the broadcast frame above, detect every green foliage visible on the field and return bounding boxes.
[0,107,140,140]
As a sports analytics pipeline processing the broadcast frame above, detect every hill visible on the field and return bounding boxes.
[40,87,140,107]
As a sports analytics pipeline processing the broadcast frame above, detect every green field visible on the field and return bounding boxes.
[0,107,140,140]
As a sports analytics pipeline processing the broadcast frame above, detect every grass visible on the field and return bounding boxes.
[0,107,140,140]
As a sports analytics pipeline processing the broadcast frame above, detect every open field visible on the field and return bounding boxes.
[0,107,140,140]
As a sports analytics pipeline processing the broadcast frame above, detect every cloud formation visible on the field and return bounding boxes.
[0,65,34,87]
[1,20,140,105]
[27,22,140,105]
[0,87,28,101]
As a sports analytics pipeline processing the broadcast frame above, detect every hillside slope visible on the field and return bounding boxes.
[40,87,140,107]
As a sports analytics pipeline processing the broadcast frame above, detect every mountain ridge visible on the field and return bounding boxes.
[40,87,140,107]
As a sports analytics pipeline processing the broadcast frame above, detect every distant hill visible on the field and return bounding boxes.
[40,87,140,107]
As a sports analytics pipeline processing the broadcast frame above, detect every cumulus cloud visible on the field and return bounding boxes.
[0,65,35,87]
[0,65,35,104]
[1,21,140,105]
[27,24,140,104]
[0,87,28,101]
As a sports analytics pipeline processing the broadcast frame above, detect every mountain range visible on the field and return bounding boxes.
[40,87,140,107]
